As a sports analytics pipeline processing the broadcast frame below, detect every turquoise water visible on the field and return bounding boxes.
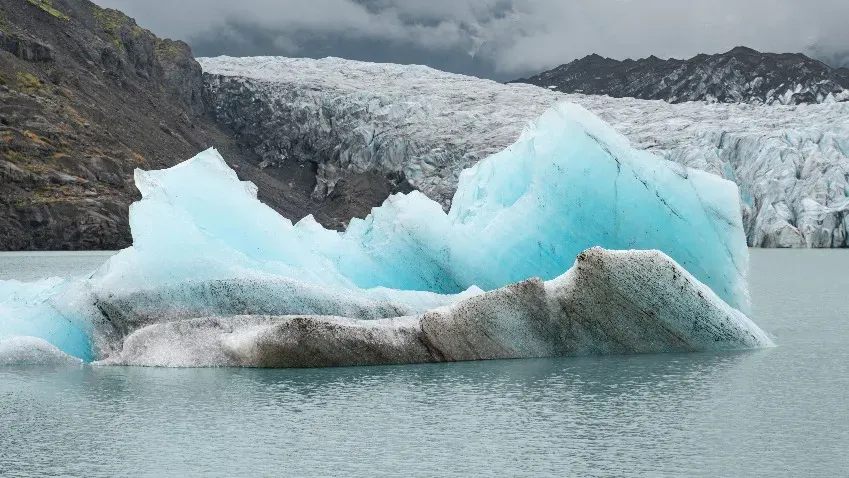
[1,250,848,476]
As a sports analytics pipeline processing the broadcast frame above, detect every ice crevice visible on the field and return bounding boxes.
[0,102,772,367]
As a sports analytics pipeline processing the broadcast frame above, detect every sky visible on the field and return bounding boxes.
[93,0,849,81]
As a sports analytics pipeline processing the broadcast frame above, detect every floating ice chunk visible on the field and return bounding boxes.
[99,248,773,368]
[0,278,92,361]
[0,337,83,365]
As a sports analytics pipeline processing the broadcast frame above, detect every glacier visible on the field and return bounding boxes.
[200,56,849,248]
[0,102,772,367]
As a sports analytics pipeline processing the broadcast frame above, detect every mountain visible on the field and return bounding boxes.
[0,0,379,250]
[510,47,849,105]
[202,56,849,248]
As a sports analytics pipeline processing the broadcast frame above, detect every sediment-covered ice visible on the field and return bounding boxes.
[99,249,773,368]
[0,102,768,366]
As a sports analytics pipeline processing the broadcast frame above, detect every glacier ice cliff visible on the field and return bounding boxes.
[0,103,772,367]
[200,56,849,248]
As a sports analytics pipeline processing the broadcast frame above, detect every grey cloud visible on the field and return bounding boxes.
[92,0,849,80]
[187,18,506,79]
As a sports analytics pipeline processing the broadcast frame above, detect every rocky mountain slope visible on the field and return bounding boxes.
[511,47,849,105]
[0,0,381,250]
[201,56,849,248]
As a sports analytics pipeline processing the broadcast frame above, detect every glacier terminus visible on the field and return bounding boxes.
[201,56,849,248]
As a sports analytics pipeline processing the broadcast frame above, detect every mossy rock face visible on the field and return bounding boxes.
[92,7,123,51]
[155,38,188,61]
[92,6,145,53]
[3,150,27,164]
[17,72,42,91]
[26,0,69,21]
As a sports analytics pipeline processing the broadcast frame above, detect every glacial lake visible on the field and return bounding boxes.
[1,250,847,477]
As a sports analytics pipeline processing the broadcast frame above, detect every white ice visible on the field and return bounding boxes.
[0,337,83,365]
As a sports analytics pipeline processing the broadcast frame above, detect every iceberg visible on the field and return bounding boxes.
[0,278,93,361]
[0,337,83,366]
[0,102,770,366]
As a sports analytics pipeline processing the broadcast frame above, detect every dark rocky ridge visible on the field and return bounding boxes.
[511,47,849,105]
[0,0,386,250]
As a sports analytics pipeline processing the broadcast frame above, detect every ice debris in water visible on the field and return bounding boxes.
[0,102,764,364]
[0,278,92,361]
[0,337,83,366]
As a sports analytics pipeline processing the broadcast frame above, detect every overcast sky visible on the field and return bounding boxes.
[93,0,849,81]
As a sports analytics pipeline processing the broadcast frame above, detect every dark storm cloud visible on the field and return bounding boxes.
[92,0,849,80]
[188,18,505,80]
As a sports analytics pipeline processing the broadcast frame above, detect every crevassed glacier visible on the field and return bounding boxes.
[0,102,767,365]
[200,56,849,248]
